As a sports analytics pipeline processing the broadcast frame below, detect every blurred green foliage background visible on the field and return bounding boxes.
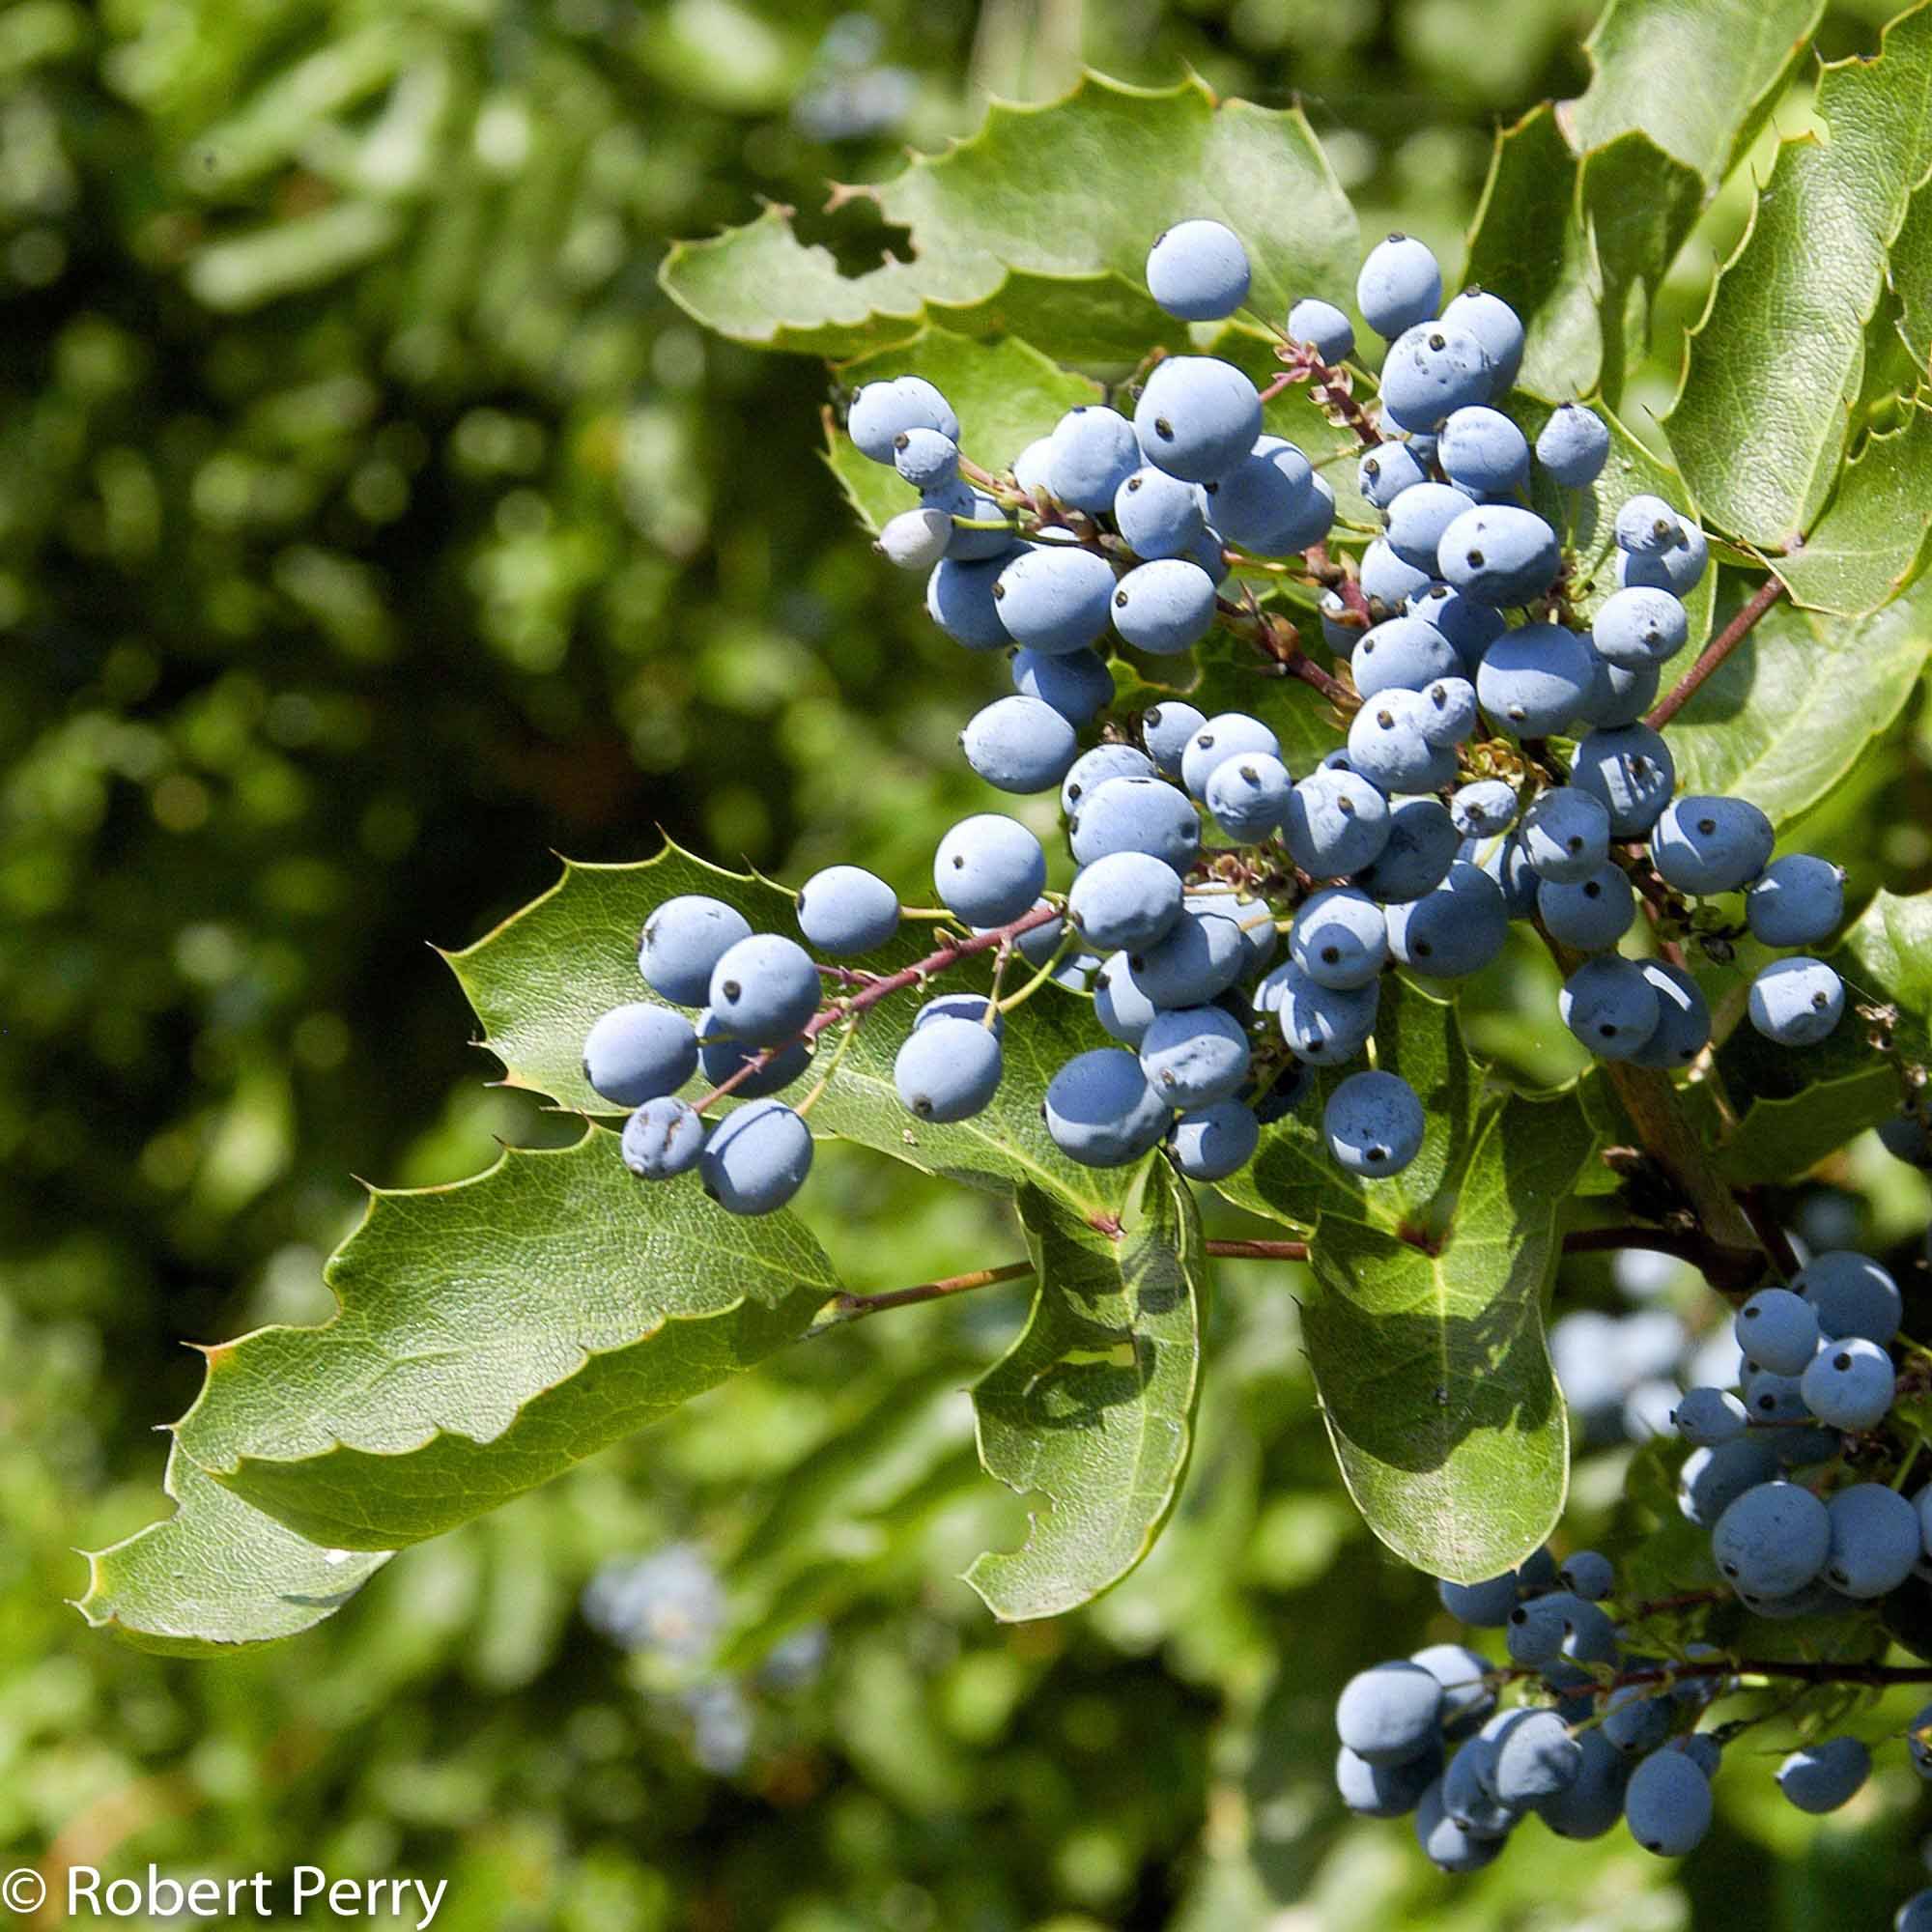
[5,1,1931,1926]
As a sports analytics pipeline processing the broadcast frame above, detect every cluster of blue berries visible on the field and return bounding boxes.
[577,218,1856,1214]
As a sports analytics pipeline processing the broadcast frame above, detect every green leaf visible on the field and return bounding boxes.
[1306,1086,1593,1583]
[964,1166,1204,1620]
[173,1132,834,1549]
[825,327,1100,534]
[1769,400,1932,614]
[74,1447,390,1656]
[1717,887,1932,1180]
[660,73,1358,367]
[1663,4,1932,548]
[1563,0,1825,181]
[1895,173,1932,369]
[1662,572,1932,825]
[448,841,1138,1217]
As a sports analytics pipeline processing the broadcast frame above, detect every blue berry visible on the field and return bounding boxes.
[1438,405,1529,496]
[1437,504,1561,606]
[1042,1048,1172,1167]
[1435,1572,1519,1626]
[1449,779,1519,839]
[1068,850,1183,951]
[1271,960,1379,1065]
[1493,1710,1582,1804]
[1678,1435,1782,1524]
[1094,952,1160,1046]
[1285,765,1392,877]
[1736,1288,1821,1377]
[1141,1005,1252,1107]
[708,933,822,1043]
[1520,787,1612,884]
[993,544,1117,654]
[582,1002,700,1108]
[1357,440,1430,510]
[1324,1069,1425,1176]
[1386,482,1478,571]
[1356,234,1442,339]
[1128,907,1248,1006]
[1441,1736,1519,1837]
[1045,405,1141,512]
[1713,1480,1831,1596]
[1537,864,1635,951]
[620,1095,707,1179]
[1615,494,1684,557]
[876,505,953,572]
[1537,1729,1629,1840]
[795,866,898,957]
[1821,1483,1917,1596]
[1410,1642,1496,1735]
[1624,1748,1713,1857]
[1348,690,1458,793]
[1569,724,1676,837]
[1592,586,1688,667]
[1559,955,1661,1060]
[926,550,1023,650]
[1440,289,1524,393]
[1336,1661,1443,1765]
[1011,437,1054,495]
[1146,219,1251,321]
[1380,323,1494,432]
[1476,623,1597,737]
[1013,645,1114,724]
[1062,743,1156,815]
[960,695,1079,793]
[1356,796,1460,904]
[1288,297,1355,363]
[1776,1736,1872,1812]
[1899,1889,1932,1931]
[1747,956,1844,1046]
[1534,404,1609,488]
[1069,774,1202,873]
[697,1097,812,1214]
[1618,520,1708,594]
[1559,1550,1615,1601]
[848,377,958,463]
[1416,675,1478,747]
[1672,1385,1750,1445]
[1359,537,1435,611]
[1408,581,1506,674]
[1603,1684,1675,1754]
[1794,1251,1901,1344]
[922,477,1014,560]
[1415,1777,1507,1872]
[1167,1099,1262,1179]
[1386,861,1508,978]
[1139,705,1204,781]
[1180,711,1279,798]
[1212,438,1330,554]
[1800,1337,1895,1432]
[1292,887,1388,989]
[1114,464,1208,558]
[1186,522,1233,584]
[893,426,958,490]
[894,1016,1003,1122]
[1111,557,1216,655]
[933,813,1047,926]
[1746,854,1845,948]
[1204,751,1294,841]
[696,1010,812,1097]
[1134,356,1263,483]
[640,895,753,1008]
[1578,652,1660,729]
[1336,1741,1441,1818]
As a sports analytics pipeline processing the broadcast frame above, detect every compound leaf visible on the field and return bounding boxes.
[965,1164,1204,1620]
[172,1132,835,1549]
[74,1446,389,1656]
[1663,4,1932,548]
[448,841,1137,1218]
[661,73,1358,368]
[1662,573,1932,825]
